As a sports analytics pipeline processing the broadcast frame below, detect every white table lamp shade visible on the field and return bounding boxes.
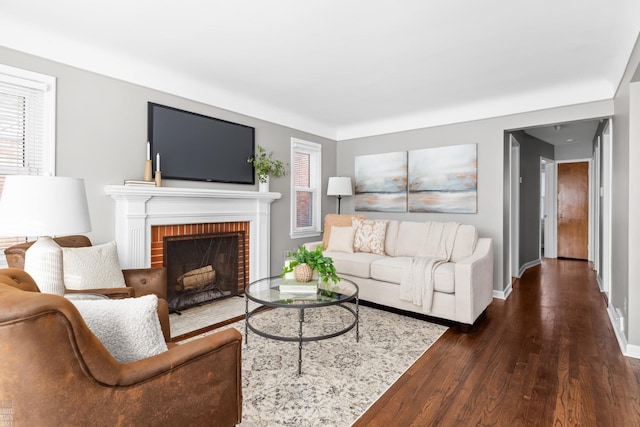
[0,175,92,295]
[0,175,91,236]
[327,177,353,196]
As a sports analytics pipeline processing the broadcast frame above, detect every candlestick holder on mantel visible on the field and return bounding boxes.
[143,160,153,181]
[155,171,162,187]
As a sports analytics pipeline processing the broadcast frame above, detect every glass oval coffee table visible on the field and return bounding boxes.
[245,276,359,374]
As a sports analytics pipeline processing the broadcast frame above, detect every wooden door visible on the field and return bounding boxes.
[557,162,589,259]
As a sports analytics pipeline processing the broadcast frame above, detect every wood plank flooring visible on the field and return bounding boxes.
[353,258,640,426]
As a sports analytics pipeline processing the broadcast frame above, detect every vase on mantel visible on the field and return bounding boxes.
[259,176,270,192]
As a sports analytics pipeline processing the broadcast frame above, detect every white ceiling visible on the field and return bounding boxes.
[1,1,639,140]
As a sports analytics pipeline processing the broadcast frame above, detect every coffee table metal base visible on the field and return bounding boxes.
[245,300,359,375]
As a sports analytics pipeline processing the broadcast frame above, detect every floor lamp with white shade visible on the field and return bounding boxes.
[327,177,353,214]
[0,175,92,295]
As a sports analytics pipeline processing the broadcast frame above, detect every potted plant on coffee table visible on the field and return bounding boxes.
[281,245,340,287]
[247,144,287,192]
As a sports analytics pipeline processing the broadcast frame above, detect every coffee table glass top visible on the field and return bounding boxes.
[245,276,358,307]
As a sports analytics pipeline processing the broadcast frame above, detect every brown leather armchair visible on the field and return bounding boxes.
[0,268,242,426]
[4,235,171,341]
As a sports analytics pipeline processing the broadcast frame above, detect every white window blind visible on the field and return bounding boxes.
[0,65,56,266]
[290,138,321,239]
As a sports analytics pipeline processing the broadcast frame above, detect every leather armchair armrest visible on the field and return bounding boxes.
[114,328,242,386]
[64,287,136,299]
[122,267,167,299]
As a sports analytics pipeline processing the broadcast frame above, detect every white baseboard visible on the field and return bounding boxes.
[493,281,512,300]
[606,305,640,359]
[626,344,640,359]
[518,259,541,278]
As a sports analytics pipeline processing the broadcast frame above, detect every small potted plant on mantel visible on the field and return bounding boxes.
[281,245,340,287]
[247,144,287,192]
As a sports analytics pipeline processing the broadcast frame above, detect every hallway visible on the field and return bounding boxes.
[355,259,640,426]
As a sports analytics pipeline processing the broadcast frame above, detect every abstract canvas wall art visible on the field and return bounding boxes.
[355,152,407,212]
[408,144,477,213]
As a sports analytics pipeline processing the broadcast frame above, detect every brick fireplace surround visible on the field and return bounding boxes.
[104,185,281,282]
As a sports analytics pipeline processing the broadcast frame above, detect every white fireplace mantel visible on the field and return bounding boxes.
[104,185,281,281]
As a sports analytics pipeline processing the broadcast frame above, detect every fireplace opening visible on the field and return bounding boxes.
[164,231,246,313]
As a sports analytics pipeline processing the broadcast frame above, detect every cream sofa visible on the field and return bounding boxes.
[306,215,494,328]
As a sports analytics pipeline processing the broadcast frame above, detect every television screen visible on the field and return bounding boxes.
[148,103,255,184]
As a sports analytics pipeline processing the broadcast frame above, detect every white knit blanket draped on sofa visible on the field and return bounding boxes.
[400,221,460,313]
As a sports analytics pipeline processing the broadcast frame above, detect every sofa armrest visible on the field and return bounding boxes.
[453,238,494,325]
[122,267,167,300]
[116,328,242,385]
[303,241,323,251]
[92,328,242,424]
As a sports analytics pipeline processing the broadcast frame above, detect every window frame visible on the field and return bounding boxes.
[290,137,322,239]
[0,64,56,267]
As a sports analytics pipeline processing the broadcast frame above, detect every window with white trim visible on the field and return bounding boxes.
[290,138,321,239]
[0,64,56,266]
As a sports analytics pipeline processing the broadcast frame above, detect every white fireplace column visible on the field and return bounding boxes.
[104,185,281,281]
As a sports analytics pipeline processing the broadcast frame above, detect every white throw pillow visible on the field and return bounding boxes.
[326,225,355,253]
[70,294,168,363]
[62,241,126,290]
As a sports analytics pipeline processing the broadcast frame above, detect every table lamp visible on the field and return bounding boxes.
[0,175,92,295]
[327,177,353,214]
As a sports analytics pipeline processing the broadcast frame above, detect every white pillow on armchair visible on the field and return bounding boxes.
[69,294,168,363]
[62,241,127,290]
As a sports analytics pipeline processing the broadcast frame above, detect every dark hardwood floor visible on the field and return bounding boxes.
[354,258,640,426]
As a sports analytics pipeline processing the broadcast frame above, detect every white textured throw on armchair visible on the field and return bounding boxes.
[400,221,459,313]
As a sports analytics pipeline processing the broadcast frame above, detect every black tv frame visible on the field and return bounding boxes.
[148,102,256,185]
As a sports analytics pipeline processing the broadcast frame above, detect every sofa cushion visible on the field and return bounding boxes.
[384,220,401,256]
[433,262,455,293]
[370,257,455,293]
[325,251,385,278]
[450,224,478,262]
[370,256,411,284]
[393,221,429,257]
[326,225,354,253]
[62,241,127,290]
[69,294,168,363]
[322,214,365,250]
[352,218,388,255]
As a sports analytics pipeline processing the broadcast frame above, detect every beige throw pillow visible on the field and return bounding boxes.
[352,218,388,255]
[322,214,365,249]
[62,241,127,290]
[326,225,355,253]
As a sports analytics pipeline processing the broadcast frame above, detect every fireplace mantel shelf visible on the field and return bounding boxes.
[104,184,280,279]
[104,184,281,201]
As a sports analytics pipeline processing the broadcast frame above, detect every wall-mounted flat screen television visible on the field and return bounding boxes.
[148,102,255,184]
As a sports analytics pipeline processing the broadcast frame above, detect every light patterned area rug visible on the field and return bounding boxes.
[179,304,447,426]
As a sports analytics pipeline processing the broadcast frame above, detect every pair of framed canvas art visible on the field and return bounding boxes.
[355,143,477,214]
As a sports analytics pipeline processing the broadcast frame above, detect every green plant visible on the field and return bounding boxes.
[281,245,340,285]
[247,145,287,183]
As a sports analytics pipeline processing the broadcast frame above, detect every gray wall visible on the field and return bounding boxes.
[337,100,613,295]
[629,80,640,345]
[611,39,638,343]
[512,131,554,268]
[0,46,337,274]
[555,140,594,160]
